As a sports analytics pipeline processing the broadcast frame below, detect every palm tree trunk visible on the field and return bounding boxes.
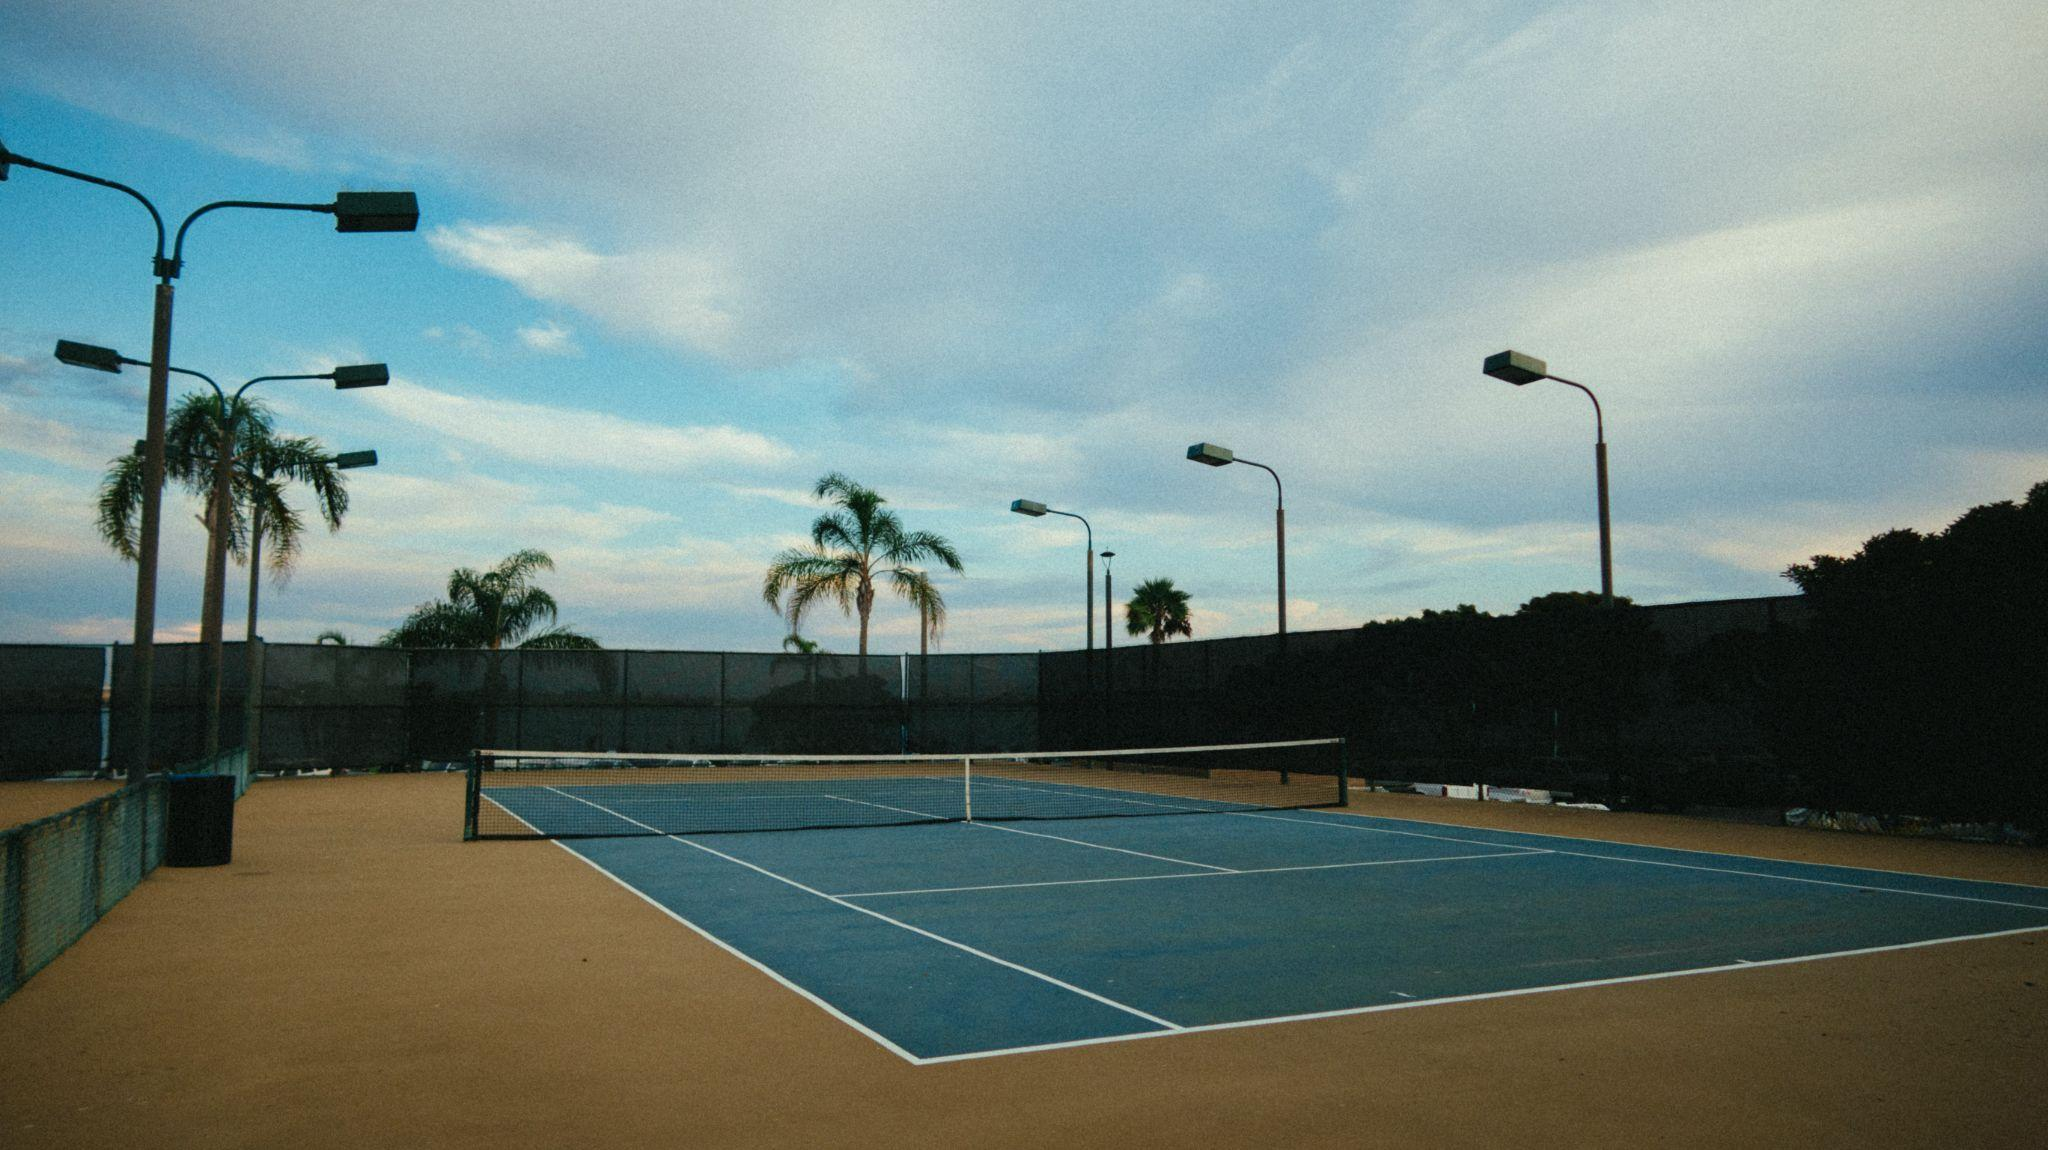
[244,482,265,769]
[856,577,875,657]
[200,422,235,755]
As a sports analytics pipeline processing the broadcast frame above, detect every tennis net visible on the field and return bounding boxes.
[465,738,1346,840]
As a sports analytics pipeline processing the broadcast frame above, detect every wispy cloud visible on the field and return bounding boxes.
[516,319,579,356]
[360,380,795,474]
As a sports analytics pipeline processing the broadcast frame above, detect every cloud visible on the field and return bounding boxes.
[3,1,2044,650]
[0,399,134,471]
[421,324,492,357]
[359,380,796,474]
[516,319,579,356]
[428,223,738,354]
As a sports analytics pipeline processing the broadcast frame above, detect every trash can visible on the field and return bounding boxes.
[165,773,236,867]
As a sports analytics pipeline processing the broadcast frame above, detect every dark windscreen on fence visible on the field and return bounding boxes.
[0,645,107,777]
[55,594,2003,831]
[258,643,408,770]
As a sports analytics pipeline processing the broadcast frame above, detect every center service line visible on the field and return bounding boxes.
[542,786,1182,1032]
[823,793,1237,872]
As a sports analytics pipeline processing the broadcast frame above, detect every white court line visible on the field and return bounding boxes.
[480,791,547,836]
[541,786,1182,1034]
[839,849,1552,899]
[1294,806,2048,893]
[541,838,925,1064]
[915,922,2048,1064]
[1236,811,2048,913]
[970,821,1238,872]
[509,787,2048,1066]
[823,792,1237,873]
[969,776,1245,814]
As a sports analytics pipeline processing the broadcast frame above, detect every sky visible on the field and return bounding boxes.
[2,2,2044,655]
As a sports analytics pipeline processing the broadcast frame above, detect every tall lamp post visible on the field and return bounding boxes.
[1009,499,1095,651]
[1482,350,1613,607]
[1099,551,1116,651]
[243,449,378,768]
[6,138,417,782]
[1186,442,1286,636]
[55,340,390,755]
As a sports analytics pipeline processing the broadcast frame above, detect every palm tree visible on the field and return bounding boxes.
[315,630,349,645]
[761,473,964,656]
[781,634,822,655]
[98,393,352,578]
[379,549,601,649]
[903,569,945,657]
[1124,577,1194,645]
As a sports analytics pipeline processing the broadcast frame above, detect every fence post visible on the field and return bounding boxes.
[3,829,24,996]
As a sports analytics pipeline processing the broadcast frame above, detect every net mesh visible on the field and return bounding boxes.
[466,738,1346,840]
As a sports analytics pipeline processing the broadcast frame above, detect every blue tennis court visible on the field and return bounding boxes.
[497,784,2048,1064]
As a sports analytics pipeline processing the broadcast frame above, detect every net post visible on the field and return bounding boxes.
[463,752,484,841]
[963,756,973,823]
[1336,738,1350,806]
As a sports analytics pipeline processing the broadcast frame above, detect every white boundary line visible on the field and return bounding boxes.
[541,785,1182,1034]
[970,820,1238,872]
[503,784,2048,1066]
[824,791,1237,873]
[1300,806,2048,892]
[914,923,2048,1064]
[839,849,1552,899]
[541,837,927,1064]
[1237,811,2048,912]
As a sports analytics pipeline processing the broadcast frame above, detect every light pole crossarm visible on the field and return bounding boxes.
[168,199,339,278]
[1545,375,1605,443]
[1233,457,1284,509]
[232,372,341,402]
[1041,507,1092,550]
[0,143,168,258]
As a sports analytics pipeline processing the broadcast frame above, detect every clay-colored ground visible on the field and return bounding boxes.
[0,780,118,830]
[3,775,2044,1149]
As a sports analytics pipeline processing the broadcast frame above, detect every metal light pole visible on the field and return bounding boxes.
[1483,350,1613,607]
[56,341,389,755]
[6,138,417,781]
[1099,551,1115,650]
[243,449,377,768]
[1186,443,1287,635]
[1010,499,1095,651]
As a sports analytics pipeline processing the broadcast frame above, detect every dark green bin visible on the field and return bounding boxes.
[164,774,235,867]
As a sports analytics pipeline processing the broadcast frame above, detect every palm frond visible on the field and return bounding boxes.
[378,600,487,648]
[498,587,561,645]
[96,449,148,561]
[888,568,947,644]
[781,567,857,635]
[517,627,602,650]
[888,529,965,573]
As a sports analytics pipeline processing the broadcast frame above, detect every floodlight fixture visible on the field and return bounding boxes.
[332,191,420,233]
[1008,499,1096,650]
[1183,440,1286,635]
[333,450,379,470]
[1482,349,1549,386]
[55,339,133,374]
[5,139,420,781]
[1480,349,1614,605]
[330,363,390,389]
